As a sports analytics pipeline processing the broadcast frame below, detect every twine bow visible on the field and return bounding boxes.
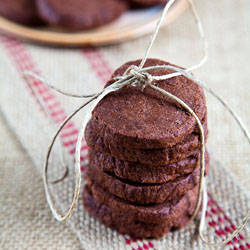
[122,65,153,90]
[24,0,250,247]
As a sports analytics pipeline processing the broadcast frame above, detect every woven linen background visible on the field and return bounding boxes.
[0,0,249,249]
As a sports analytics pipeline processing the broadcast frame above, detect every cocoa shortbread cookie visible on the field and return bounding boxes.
[36,0,128,30]
[88,146,208,184]
[127,0,168,8]
[85,120,208,166]
[0,0,41,25]
[86,153,209,204]
[88,58,207,150]
[83,185,196,238]
[84,182,199,224]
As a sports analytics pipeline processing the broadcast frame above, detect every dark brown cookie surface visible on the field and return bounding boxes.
[0,0,40,25]
[128,0,168,8]
[83,185,195,238]
[85,120,208,166]
[86,181,199,224]
[89,58,207,149]
[86,153,209,204]
[88,147,207,184]
[36,0,128,30]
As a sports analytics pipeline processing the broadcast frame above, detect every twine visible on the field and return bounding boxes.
[23,74,69,184]
[24,0,249,247]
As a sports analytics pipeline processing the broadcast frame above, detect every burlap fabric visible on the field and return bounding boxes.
[0,0,249,249]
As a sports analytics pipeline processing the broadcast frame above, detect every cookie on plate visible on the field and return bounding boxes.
[36,0,128,30]
[0,0,41,25]
[128,0,169,8]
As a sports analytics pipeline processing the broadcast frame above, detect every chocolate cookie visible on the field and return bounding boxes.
[83,185,195,238]
[127,0,168,8]
[84,182,199,224]
[89,59,207,149]
[86,153,209,204]
[89,149,203,184]
[0,0,41,25]
[36,0,128,30]
[85,121,208,166]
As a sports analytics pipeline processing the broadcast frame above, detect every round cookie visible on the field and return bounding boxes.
[89,58,207,149]
[86,153,209,204]
[84,182,199,224]
[85,120,208,166]
[83,185,195,238]
[36,0,128,30]
[89,149,199,184]
[0,0,41,25]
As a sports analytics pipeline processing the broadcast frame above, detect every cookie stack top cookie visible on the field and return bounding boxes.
[85,58,207,164]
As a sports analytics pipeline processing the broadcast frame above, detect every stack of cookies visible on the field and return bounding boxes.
[83,58,209,238]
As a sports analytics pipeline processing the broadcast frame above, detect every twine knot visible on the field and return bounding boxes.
[124,65,153,91]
